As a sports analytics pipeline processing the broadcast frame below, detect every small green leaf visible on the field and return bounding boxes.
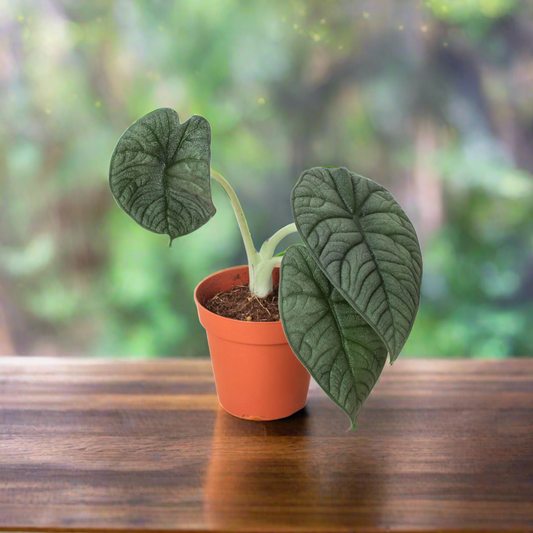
[279,245,387,426]
[109,108,216,242]
[291,167,422,361]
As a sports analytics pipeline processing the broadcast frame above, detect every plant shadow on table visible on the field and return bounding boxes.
[203,405,388,530]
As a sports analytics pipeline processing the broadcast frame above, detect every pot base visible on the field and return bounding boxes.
[219,399,308,422]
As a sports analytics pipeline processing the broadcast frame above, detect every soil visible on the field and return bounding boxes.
[204,284,280,322]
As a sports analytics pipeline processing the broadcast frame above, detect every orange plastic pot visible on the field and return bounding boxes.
[194,265,311,421]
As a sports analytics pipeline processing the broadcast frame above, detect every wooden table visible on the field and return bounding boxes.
[0,358,532,532]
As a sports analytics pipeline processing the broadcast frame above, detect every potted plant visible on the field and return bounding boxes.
[109,108,423,428]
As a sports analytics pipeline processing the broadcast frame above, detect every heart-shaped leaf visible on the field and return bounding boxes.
[291,167,422,362]
[109,108,216,241]
[279,244,388,426]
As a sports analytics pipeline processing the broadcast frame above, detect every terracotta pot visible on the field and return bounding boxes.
[194,265,310,421]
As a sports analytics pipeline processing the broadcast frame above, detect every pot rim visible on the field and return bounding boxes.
[193,264,281,326]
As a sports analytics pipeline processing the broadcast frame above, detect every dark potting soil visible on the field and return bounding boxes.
[204,285,280,322]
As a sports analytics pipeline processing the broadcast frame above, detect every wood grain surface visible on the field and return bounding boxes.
[0,357,532,532]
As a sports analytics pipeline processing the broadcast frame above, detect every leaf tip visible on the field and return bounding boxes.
[346,414,358,432]
[389,352,400,365]
[168,236,173,249]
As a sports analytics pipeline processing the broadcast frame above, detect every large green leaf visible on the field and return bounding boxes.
[109,108,215,241]
[291,167,422,362]
[279,245,388,426]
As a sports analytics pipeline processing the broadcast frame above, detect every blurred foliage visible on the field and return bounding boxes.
[1,0,533,357]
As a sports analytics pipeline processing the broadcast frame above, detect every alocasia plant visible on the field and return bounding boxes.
[109,108,423,427]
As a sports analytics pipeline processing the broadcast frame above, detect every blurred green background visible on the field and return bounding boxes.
[1,0,533,358]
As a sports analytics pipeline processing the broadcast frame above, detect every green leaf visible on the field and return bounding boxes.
[291,167,422,362]
[279,245,388,426]
[109,108,216,241]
